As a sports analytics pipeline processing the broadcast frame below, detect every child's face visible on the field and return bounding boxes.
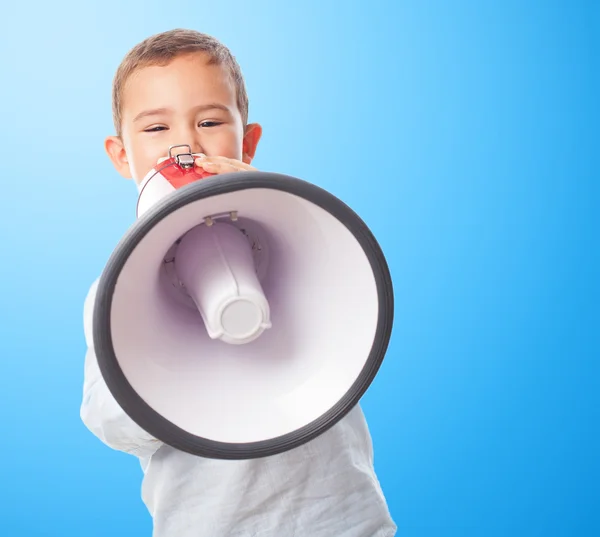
[105,52,261,184]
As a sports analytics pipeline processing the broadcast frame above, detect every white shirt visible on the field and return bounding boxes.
[81,279,397,536]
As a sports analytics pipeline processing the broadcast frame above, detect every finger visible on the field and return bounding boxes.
[201,162,255,174]
[198,161,240,173]
[195,157,255,172]
[195,155,254,168]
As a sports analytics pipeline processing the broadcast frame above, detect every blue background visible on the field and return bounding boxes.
[0,1,597,535]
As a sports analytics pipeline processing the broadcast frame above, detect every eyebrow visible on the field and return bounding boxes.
[133,103,232,123]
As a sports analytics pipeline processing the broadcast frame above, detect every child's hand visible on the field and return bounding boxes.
[194,155,256,175]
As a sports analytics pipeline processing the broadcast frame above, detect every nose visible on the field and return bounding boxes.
[170,132,204,155]
[166,121,205,157]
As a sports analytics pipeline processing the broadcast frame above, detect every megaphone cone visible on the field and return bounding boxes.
[92,150,394,460]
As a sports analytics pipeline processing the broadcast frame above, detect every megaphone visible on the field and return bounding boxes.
[93,144,394,460]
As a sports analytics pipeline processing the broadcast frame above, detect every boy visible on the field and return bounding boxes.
[81,28,396,537]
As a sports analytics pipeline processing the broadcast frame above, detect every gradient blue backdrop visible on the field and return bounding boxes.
[0,1,597,535]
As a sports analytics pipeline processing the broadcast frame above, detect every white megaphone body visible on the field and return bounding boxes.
[92,144,394,460]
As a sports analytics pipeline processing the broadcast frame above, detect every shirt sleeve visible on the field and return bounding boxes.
[80,278,163,459]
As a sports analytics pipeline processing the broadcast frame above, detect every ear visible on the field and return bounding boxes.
[104,135,132,179]
[241,123,262,164]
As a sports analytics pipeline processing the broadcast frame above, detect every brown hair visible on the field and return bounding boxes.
[111,28,249,136]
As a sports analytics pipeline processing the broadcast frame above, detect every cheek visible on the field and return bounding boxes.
[209,130,244,159]
[125,139,162,182]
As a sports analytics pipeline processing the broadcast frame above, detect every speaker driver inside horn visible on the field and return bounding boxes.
[160,214,270,315]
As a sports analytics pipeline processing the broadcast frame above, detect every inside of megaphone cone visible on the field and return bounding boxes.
[93,142,394,459]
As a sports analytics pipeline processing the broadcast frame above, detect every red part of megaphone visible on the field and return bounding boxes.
[136,155,216,218]
[160,157,215,188]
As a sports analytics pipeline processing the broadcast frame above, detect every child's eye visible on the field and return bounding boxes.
[199,121,222,128]
[144,125,167,132]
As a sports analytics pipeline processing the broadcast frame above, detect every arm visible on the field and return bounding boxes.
[80,278,163,459]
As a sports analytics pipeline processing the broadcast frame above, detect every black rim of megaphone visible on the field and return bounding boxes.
[93,171,394,460]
